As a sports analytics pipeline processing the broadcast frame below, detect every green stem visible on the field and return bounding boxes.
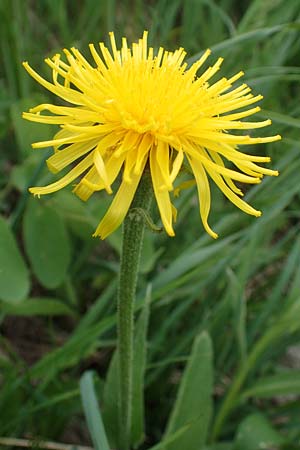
[117,171,153,450]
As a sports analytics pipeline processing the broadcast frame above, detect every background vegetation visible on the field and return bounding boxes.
[1,0,300,449]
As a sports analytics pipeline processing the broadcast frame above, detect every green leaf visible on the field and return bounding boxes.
[0,297,75,316]
[29,315,115,380]
[243,370,300,399]
[153,234,238,296]
[234,413,285,450]
[204,445,233,450]
[49,190,96,239]
[258,109,300,129]
[102,350,119,449]
[148,424,190,450]
[188,23,299,64]
[163,331,213,450]
[0,216,29,303]
[10,153,45,192]
[140,234,164,274]
[23,198,71,288]
[80,371,110,450]
[131,285,151,447]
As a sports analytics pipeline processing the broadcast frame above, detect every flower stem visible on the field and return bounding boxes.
[117,171,153,450]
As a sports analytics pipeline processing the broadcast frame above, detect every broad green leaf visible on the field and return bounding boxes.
[10,153,45,192]
[0,216,29,303]
[0,297,75,316]
[49,191,96,239]
[23,198,71,288]
[234,413,285,450]
[163,331,213,450]
[131,285,151,447]
[80,371,110,450]
[243,370,300,399]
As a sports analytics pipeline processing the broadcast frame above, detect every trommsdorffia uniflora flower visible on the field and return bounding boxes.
[23,31,281,239]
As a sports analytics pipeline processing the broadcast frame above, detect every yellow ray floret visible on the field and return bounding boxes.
[23,31,281,239]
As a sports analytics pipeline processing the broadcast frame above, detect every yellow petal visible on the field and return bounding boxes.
[207,150,243,195]
[150,147,174,236]
[94,148,112,194]
[47,138,98,173]
[74,153,125,200]
[73,167,99,201]
[187,155,218,239]
[22,112,75,125]
[134,133,153,174]
[155,140,172,190]
[94,160,147,239]
[22,62,85,105]
[206,166,261,217]
[29,153,94,196]
[32,132,93,149]
[185,143,260,184]
[170,150,184,183]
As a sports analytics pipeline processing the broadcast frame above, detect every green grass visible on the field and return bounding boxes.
[1,0,300,449]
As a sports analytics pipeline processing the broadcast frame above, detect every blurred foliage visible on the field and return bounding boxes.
[1,0,300,449]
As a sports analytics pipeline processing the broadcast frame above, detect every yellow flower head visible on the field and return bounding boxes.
[23,31,280,239]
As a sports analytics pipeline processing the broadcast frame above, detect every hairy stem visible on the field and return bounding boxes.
[117,171,153,450]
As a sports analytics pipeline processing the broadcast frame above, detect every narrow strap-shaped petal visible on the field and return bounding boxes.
[234,159,278,177]
[94,147,112,193]
[47,138,98,173]
[150,147,174,236]
[74,153,125,200]
[73,167,99,201]
[187,155,218,239]
[29,153,94,196]
[195,118,271,131]
[28,103,105,120]
[185,142,261,184]
[22,62,86,105]
[22,112,76,125]
[114,131,140,157]
[32,132,96,149]
[221,106,261,121]
[188,130,281,146]
[195,57,224,85]
[206,166,262,217]
[134,133,153,174]
[189,137,271,163]
[170,150,184,183]
[94,159,147,239]
[123,147,142,183]
[155,140,173,190]
[207,150,244,195]
[185,49,211,80]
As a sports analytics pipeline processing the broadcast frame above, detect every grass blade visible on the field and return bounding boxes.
[80,371,110,450]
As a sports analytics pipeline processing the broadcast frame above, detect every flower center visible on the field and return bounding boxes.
[120,110,171,135]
